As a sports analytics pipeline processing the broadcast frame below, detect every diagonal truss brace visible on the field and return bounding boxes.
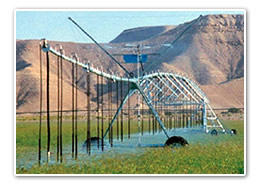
[103,83,171,140]
[103,89,136,139]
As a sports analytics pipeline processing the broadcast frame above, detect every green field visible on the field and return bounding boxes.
[16,119,244,174]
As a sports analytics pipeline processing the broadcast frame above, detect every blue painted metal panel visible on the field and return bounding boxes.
[123,54,148,63]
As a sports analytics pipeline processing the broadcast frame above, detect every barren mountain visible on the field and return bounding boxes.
[112,14,244,85]
[16,14,244,113]
[110,25,176,43]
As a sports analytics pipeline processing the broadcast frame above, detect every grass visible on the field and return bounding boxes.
[16,119,244,174]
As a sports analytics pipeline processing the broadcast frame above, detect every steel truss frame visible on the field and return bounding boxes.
[42,42,226,140]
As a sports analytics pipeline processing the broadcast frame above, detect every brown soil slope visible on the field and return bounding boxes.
[201,78,244,108]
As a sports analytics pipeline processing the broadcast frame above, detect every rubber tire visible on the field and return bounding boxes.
[83,137,101,147]
[231,129,237,135]
[164,136,189,148]
[211,129,218,135]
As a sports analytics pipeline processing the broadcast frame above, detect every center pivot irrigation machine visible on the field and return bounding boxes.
[38,16,236,163]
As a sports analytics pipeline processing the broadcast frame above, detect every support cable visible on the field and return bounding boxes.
[144,15,202,72]
[68,17,132,77]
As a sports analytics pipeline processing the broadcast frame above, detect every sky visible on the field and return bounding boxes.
[16,10,244,43]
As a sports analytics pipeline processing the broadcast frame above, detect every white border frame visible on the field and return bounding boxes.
[14,8,246,177]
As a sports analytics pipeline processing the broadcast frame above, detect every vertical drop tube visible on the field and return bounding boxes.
[108,81,113,147]
[141,94,144,135]
[170,109,172,129]
[110,81,113,147]
[46,51,51,162]
[108,82,111,145]
[71,62,75,158]
[160,96,163,132]
[120,80,123,142]
[101,75,104,151]
[38,44,42,165]
[152,107,155,134]
[75,60,78,159]
[57,55,60,161]
[163,101,166,130]
[128,78,131,139]
[60,52,63,162]
[96,74,100,149]
[87,71,91,155]
[177,105,180,128]
[155,100,157,132]
[116,81,119,140]
[148,109,151,134]
[190,95,192,128]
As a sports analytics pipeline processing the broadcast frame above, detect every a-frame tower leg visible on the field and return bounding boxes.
[103,89,136,139]
[136,84,170,139]
[103,82,171,140]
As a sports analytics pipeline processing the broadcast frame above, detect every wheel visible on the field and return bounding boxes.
[211,129,218,135]
[83,137,101,148]
[164,136,189,148]
[231,129,237,135]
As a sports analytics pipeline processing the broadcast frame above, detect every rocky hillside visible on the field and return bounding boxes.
[110,25,176,43]
[16,14,244,112]
[112,14,244,85]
